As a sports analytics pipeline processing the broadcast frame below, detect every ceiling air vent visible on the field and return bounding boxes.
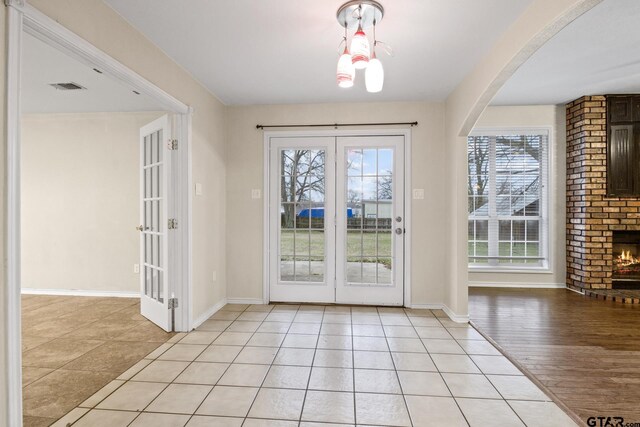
[49,82,86,91]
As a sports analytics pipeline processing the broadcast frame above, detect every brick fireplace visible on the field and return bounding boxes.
[566,95,640,290]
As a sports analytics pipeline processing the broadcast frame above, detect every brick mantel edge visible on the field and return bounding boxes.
[566,96,640,290]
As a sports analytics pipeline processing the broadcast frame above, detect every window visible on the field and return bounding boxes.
[468,130,549,268]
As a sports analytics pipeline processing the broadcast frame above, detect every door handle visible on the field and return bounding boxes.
[136,225,149,232]
[395,227,404,235]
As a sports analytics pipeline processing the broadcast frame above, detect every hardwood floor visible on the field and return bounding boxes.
[469,288,640,425]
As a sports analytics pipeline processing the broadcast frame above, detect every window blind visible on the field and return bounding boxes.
[467,130,549,268]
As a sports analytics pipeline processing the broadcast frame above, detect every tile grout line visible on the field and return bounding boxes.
[62,303,561,427]
[380,307,414,427]
[122,310,248,427]
[23,297,170,426]
[297,305,326,426]
[133,317,242,426]
[453,325,524,426]
[189,303,271,425]
[468,318,584,427]
[425,311,471,427]
[71,304,248,426]
[73,304,249,426]
[350,306,357,426]
[242,303,303,425]
[22,297,143,366]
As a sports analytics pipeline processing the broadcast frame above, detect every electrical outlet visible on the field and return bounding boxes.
[133,264,140,274]
[251,189,261,199]
[212,271,217,282]
[412,189,425,200]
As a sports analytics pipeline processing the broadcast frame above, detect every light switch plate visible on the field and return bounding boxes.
[195,183,203,196]
[251,189,262,199]
[412,189,425,200]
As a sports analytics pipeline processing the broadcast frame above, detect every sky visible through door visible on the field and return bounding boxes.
[278,147,394,286]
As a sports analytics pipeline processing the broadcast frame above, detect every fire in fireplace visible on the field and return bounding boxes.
[612,231,640,288]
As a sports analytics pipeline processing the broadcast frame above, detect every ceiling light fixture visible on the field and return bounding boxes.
[336,0,388,93]
[336,24,355,88]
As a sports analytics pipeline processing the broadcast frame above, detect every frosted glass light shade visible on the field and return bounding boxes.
[336,50,355,88]
[365,57,384,93]
[350,27,370,69]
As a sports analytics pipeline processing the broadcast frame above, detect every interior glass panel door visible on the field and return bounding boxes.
[140,115,171,331]
[269,137,335,303]
[336,136,404,305]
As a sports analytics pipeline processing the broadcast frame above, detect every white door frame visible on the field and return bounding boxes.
[262,129,413,307]
[5,2,193,425]
[268,137,337,303]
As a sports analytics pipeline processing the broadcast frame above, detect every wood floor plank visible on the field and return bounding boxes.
[470,288,640,426]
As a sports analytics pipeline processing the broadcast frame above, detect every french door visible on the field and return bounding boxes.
[269,135,405,306]
[139,115,172,331]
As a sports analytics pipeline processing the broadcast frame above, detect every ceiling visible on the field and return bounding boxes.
[22,31,163,114]
[493,0,640,105]
[103,0,533,105]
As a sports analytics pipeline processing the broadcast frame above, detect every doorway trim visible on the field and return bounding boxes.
[5,2,193,425]
[262,128,413,307]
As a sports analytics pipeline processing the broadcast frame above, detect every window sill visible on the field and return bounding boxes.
[468,266,552,274]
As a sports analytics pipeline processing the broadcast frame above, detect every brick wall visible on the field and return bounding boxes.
[566,96,640,289]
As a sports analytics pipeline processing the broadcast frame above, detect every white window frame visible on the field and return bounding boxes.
[467,127,552,273]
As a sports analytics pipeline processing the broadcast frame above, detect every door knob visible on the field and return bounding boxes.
[395,227,403,235]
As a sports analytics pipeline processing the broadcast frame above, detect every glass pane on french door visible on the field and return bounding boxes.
[269,137,336,304]
[269,135,403,306]
[139,114,171,332]
[142,129,164,303]
[336,136,404,306]
[279,149,326,283]
[346,148,393,285]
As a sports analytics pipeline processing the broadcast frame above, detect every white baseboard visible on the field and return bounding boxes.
[21,288,139,298]
[469,282,566,289]
[409,303,445,310]
[227,298,265,305]
[442,305,470,323]
[191,298,227,330]
[409,303,469,324]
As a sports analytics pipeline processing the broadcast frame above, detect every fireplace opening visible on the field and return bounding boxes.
[612,231,640,289]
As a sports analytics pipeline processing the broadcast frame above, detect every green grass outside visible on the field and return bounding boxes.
[280,230,392,268]
[469,241,540,264]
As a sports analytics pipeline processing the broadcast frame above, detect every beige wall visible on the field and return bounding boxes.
[442,0,600,317]
[468,105,567,286]
[1,2,228,419]
[20,0,228,323]
[21,112,163,293]
[226,102,448,307]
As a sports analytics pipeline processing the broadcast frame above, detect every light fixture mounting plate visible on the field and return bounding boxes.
[336,0,384,29]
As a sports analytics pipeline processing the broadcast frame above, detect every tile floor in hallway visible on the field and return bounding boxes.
[55,303,578,427]
[21,295,174,427]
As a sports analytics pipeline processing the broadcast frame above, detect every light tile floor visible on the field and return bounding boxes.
[58,304,578,426]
